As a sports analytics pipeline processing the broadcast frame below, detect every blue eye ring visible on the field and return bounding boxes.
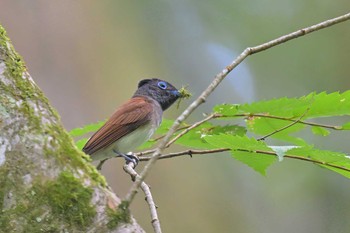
[158,81,167,90]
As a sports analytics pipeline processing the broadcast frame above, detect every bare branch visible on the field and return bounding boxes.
[139,148,231,161]
[227,113,343,130]
[123,163,162,233]
[135,114,218,157]
[165,113,218,147]
[124,12,350,204]
[140,148,350,173]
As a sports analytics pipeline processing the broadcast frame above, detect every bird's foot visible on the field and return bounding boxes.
[96,159,108,170]
[113,150,139,166]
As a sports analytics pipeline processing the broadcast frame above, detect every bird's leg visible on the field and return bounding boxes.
[113,149,139,166]
[96,159,108,170]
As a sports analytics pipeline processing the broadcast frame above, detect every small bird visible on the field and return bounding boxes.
[82,78,181,167]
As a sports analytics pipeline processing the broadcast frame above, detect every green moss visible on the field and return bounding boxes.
[44,123,107,187]
[0,170,97,232]
[0,25,27,93]
[0,166,9,211]
[1,25,107,187]
[0,24,43,130]
[0,24,108,231]
[107,201,131,229]
[43,171,96,228]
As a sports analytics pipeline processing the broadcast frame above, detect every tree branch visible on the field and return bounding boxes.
[139,148,350,173]
[257,108,309,141]
[165,113,218,148]
[124,12,350,205]
[123,163,162,233]
[226,113,343,130]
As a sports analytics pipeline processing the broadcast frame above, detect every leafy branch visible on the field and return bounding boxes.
[139,147,350,174]
[124,12,350,205]
[68,12,350,232]
[227,113,343,130]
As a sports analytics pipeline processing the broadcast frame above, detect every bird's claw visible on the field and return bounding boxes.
[113,150,139,167]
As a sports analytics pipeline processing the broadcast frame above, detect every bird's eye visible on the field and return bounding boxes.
[157,81,167,90]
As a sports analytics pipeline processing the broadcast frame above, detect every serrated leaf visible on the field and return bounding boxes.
[341,122,350,130]
[213,91,350,144]
[204,135,276,175]
[213,104,239,115]
[288,147,350,165]
[138,139,157,150]
[246,116,306,145]
[231,150,276,175]
[210,124,247,136]
[138,119,176,150]
[319,165,350,179]
[204,134,270,151]
[287,147,350,178]
[307,91,350,117]
[175,123,225,149]
[234,91,350,119]
[155,119,176,134]
[69,121,105,137]
[311,126,330,136]
[173,122,246,149]
[75,138,88,150]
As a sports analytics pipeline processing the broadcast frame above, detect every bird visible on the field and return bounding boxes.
[82,78,181,168]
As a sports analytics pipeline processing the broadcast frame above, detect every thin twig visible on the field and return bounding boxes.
[124,12,350,204]
[257,108,309,141]
[153,125,190,142]
[135,114,218,157]
[139,148,350,173]
[220,113,343,130]
[123,163,162,233]
[139,148,231,161]
[165,113,218,147]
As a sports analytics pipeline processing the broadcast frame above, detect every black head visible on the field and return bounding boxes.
[133,78,181,111]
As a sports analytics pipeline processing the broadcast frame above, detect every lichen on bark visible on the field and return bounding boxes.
[0,24,143,233]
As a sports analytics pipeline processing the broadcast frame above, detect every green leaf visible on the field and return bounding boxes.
[75,138,88,150]
[306,91,350,117]
[138,119,175,149]
[69,121,105,137]
[204,135,276,175]
[175,123,247,149]
[311,126,330,136]
[204,134,270,151]
[246,116,306,145]
[319,165,350,179]
[138,139,157,150]
[287,146,350,178]
[155,119,176,134]
[213,104,239,115]
[234,91,350,119]
[341,122,350,130]
[213,91,350,144]
[232,150,277,175]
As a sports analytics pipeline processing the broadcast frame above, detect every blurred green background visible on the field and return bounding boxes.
[1,1,350,232]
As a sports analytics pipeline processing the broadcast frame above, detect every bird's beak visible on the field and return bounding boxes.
[172,90,182,97]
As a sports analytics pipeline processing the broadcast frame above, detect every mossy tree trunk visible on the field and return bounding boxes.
[0,25,144,233]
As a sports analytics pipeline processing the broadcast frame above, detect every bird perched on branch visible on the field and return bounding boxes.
[83,78,182,168]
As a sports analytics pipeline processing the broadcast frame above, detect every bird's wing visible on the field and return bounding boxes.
[82,97,154,155]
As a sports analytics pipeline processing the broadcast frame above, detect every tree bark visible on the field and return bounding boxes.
[0,24,144,233]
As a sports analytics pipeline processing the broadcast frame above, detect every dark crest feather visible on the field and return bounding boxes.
[138,79,152,88]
